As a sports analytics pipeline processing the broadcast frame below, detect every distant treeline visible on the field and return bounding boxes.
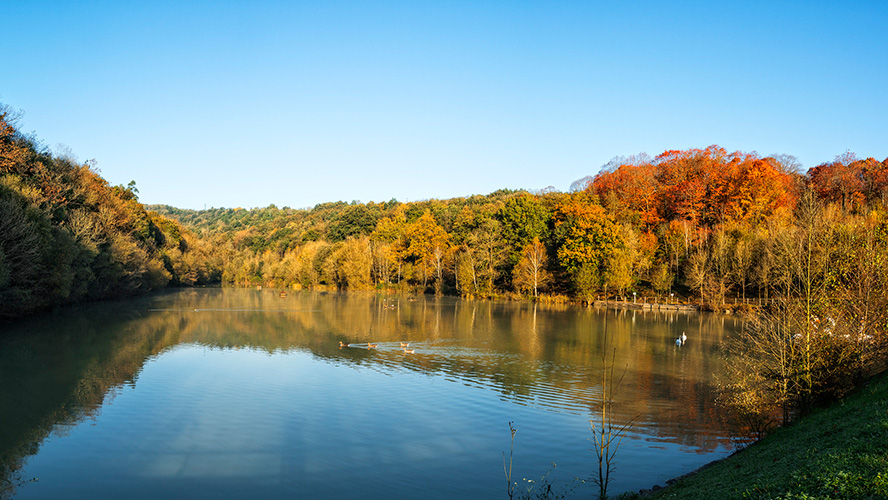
[4,97,888,318]
[0,104,218,319]
[150,145,888,308]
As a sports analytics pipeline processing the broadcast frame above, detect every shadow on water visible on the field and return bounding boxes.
[0,288,742,498]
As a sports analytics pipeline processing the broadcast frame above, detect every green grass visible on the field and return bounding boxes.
[640,371,888,500]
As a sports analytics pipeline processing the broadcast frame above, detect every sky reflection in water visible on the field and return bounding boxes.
[1,288,742,499]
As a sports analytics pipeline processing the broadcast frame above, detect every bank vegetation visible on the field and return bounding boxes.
[0,104,217,319]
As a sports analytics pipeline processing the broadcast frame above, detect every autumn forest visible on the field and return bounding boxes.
[4,92,888,457]
[2,103,888,321]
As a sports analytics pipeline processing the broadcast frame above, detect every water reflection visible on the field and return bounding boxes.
[0,288,742,498]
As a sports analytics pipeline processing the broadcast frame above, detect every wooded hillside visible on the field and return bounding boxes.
[151,146,888,308]
[0,105,217,319]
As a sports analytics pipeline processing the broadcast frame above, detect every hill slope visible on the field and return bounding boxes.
[0,104,217,319]
[646,370,888,499]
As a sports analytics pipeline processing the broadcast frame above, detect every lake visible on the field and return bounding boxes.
[0,288,742,499]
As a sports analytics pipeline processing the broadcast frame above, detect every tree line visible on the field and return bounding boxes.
[150,146,888,307]
[4,96,888,325]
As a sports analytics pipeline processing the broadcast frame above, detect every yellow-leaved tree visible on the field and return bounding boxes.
[552,193,622,300]
[512,237,550,297]
[403,210,450,294]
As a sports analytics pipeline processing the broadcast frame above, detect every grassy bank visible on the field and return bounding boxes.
[640,370,888,499]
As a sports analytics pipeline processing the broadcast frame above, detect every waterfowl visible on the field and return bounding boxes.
[400,342,410,347]
[339,341,350,347]
[403,348,415,354]
[368,343,378,348]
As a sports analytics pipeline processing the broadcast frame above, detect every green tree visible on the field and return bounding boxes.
[327,203,382,242]
[573,263,601,302]
[499,194,551,267]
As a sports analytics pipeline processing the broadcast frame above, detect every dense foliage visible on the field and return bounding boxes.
[0,105,217,319]
[150,146,888,307]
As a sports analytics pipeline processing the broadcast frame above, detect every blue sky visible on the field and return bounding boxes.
[3,1,886,210]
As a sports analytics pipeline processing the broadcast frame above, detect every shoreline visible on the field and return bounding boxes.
[589,299,699,312]
[241,282,716,313]
[636,451,736,497]
[630,370,888,499]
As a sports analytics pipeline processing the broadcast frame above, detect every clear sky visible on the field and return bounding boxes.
[3,1,886,210]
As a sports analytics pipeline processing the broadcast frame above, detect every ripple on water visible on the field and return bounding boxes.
[7,290,737,499]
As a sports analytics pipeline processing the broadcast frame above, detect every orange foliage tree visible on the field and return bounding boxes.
[0,105,29,175]
[708,157,796,224]
[809,153,888,211]
[653,146,732,223]
[592,146,797,227]
[591,162,660,226]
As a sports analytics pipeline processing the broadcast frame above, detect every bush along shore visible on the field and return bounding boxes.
[630,369,888,499]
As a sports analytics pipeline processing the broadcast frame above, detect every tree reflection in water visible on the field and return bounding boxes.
[0,288,741,498]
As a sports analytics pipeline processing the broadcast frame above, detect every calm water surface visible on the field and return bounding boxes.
[1,288,743,499]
